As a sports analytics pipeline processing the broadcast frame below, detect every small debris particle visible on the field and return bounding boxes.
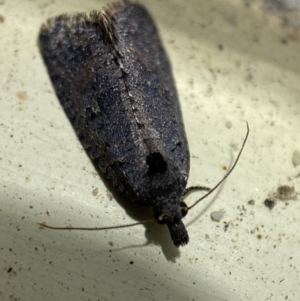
[292,150,300,167]
[106,191,113,200]
[218,44,224,51]
[277,185,295,200]
[130,261,134,265]
[7,267,12,273]
[109,241,114,246]
[205,234,209,239]
[16,91,28,100]
[92,187,99,196]
[0,14,5,23]
[8,270,17,276]
[224,223,229,232]
[248,199,255,205]
[264,199,276,210]
[211,210,225,222]
[257,234,263,240]
[225,121,232,129]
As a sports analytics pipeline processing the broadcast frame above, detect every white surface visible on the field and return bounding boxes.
[1,0,300,300]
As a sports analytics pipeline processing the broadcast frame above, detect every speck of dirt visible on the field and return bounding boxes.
[92,187,99,196]
[257,234,263,240]
[248,199,255,205]
[264,199,276,210]
[224,223,229,232]
[292,150,300,167]
[225,121,232,129]
[277,185,295,200]
[16,91,28,100]
[211,210,225,222]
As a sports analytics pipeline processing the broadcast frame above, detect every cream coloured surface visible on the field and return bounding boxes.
[1,0,300,300]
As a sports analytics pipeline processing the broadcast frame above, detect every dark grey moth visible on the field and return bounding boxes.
[39,0,190,247]
[39,1,248,247]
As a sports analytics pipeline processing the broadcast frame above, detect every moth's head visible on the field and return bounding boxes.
[166,220,189,247]
[155,200,189,247]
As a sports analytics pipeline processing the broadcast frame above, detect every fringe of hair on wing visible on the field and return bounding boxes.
[39,0,130,59]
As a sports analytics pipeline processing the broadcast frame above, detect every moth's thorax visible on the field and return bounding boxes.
[153,195,181,220]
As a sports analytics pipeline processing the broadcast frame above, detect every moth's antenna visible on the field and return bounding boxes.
[38,219,155,231]
[188,122,249,210]
[38,123,249,232]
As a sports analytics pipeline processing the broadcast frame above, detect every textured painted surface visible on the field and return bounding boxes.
[1,0,300,300]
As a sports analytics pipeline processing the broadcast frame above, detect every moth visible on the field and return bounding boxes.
[38,1,248,247]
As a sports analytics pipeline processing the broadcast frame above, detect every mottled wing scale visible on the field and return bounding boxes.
[39,2,190,206]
